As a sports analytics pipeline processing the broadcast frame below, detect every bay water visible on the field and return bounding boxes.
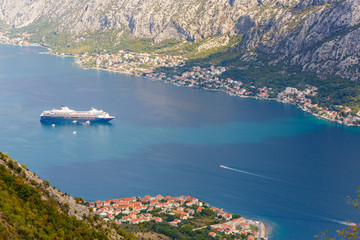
[1,44,359,239]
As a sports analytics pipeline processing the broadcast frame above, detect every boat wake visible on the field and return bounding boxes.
[220,165,284,182]
[219,166,357,227]
[320,216,356,226]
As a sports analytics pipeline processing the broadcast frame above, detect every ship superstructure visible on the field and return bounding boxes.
[40,106,114,123]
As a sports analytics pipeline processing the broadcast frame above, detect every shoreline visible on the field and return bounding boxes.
[74,61,351,127]
[88,195,270,239]
[0,38,358,127]
[73,54,359,128]
[147,76,358,128]
[0,41,275,238]
[1,41,358,240]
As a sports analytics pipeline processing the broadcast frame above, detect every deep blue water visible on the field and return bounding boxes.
[0,44,359,239]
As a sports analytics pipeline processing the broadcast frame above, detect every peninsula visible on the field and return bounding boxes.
[0,152,268,240]
[87,195,268,240]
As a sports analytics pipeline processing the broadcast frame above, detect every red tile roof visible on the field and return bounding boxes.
[209,232,216,237]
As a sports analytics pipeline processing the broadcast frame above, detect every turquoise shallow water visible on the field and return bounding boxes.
[0,44,359,239]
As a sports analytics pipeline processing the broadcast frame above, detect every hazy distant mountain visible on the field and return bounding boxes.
[1,0,359,80]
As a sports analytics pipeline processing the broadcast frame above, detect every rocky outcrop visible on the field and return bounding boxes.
[0,0,257,41]
[0,156,89,220]
[240,0,360,80]
[0,0,359,80]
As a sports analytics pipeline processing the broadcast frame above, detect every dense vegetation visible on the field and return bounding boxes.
[0,152,137,240]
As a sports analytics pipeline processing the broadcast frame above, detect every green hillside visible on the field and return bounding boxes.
[0,152,137,240]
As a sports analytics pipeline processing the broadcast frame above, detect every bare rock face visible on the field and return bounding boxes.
[0,0,85,28]
[0,0,258,41]
[288,0,360,80]
[0,0,359,80]
[292,27,360,80]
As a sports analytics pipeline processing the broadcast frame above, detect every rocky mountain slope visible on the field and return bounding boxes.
[0,0,359,80]
[0,152,136,239]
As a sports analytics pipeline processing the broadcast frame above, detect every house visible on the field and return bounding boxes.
[215,227,224,232]
[131,219,140,224]
[156,194,164,200]
[247,235,255,240]
[172,209,189,217]
[196,207,204,213]
[114,209,122,215]
[122,216,131,222]
[223,213,232,221]
[240,222,250,229]
[96,200,102,208]
[211,207,222,214]
[151,217,162,222]
[99,212,107,217]
[186,208,195,215]
[170,219,181,226]
[122,209,130,215]
[177,207,185,211]
[344,107,352,113]
[222,223,234,230]
[209,232,216,237]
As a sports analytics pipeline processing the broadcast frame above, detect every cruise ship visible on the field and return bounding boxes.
[40,106,115,123]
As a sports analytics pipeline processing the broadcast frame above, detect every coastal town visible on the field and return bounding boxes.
[1,31,359,126]
[77,50,186,74]
[77,50,360,127]
[145,66,360,126]
[0,32,34,46]
[87,195,267,240]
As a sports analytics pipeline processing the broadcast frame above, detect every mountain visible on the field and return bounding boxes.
[0,152,136,239]
[0,0,359,80]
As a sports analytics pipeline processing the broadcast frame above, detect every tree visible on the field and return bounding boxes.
[201,208,215,216]
[315,187,359,240]
[180,224,194,235]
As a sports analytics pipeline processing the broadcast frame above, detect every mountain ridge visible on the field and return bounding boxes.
[0,0,359,80]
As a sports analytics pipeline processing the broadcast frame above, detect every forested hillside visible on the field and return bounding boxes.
[0,152,137,240]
